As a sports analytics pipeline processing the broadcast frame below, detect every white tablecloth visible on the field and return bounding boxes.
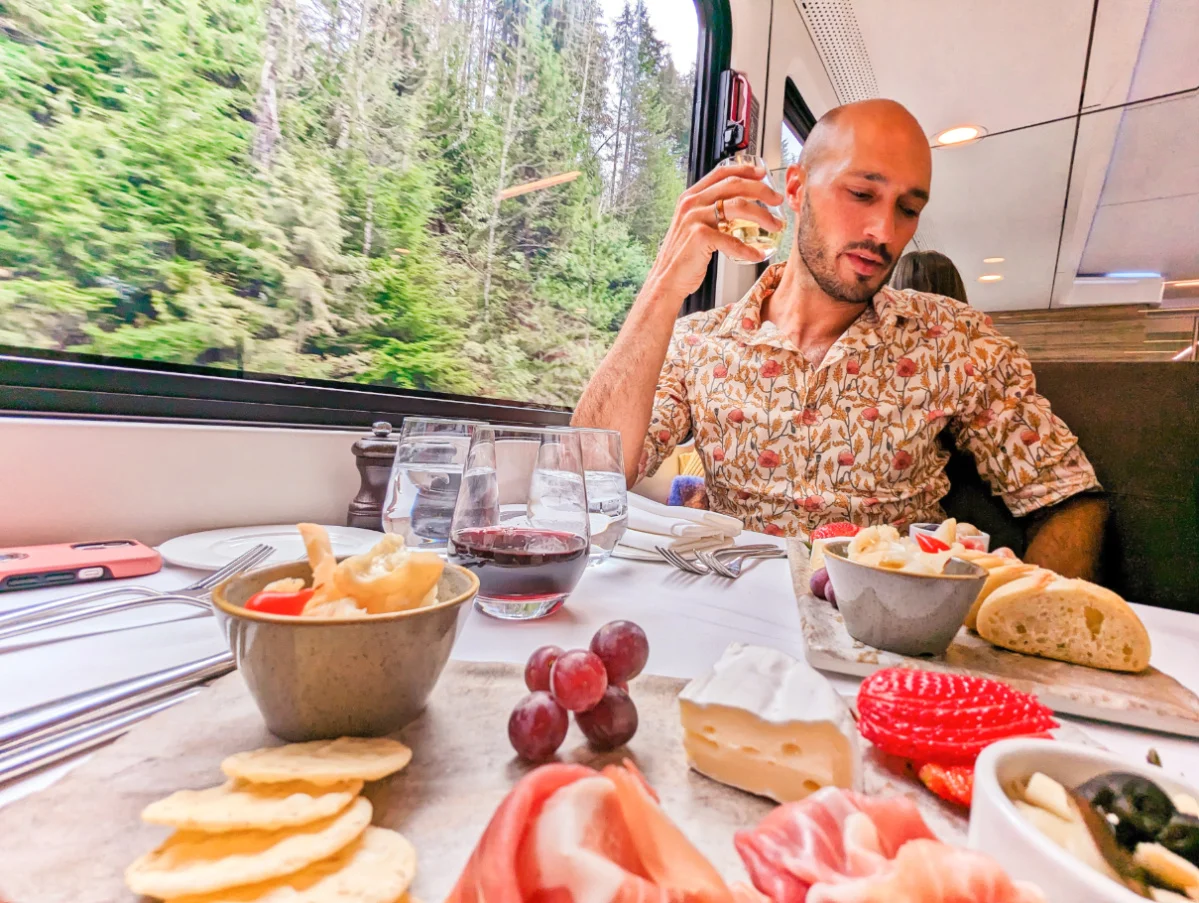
[3,532,1198,809]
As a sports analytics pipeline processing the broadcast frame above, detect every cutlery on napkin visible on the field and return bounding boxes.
[612,493,742,561]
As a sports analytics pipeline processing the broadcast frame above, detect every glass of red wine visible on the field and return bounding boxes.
[448,426,591,620]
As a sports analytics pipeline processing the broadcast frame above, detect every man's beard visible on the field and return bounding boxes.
[795,193,896,304]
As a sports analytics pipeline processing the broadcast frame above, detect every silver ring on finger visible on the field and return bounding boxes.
[714,198,728,228]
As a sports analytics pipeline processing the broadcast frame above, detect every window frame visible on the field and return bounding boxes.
[753,77,815,280]
[783,76,817,142]
[0,0,733,430]
[680,0,733,317]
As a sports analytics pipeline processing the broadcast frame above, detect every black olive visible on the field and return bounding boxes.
[1075,772,1176,848]
[1159,813,1199,865]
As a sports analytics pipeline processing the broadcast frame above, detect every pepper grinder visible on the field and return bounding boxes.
[348,421,398,531]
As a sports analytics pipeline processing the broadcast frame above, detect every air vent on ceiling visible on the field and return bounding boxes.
[796,0,879,104]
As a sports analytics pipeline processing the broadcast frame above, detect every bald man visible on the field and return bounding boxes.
[574,99,1106,579]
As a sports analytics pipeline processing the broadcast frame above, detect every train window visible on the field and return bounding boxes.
[772,78,816,264]
[0,0,726,423]
[782,76,817,146]
[782,123,805,166]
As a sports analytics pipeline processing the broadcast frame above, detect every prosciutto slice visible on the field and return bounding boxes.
[806,840,1045,903]
[446,761,739,903]
[735,788,1043,903]
[447,767,1044,903]
[734,789,935,903]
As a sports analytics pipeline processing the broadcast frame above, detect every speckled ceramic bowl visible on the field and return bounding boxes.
[212,559,479,741]
[822,538,986,656]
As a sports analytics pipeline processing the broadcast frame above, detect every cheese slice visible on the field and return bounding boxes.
[678,643,858,803]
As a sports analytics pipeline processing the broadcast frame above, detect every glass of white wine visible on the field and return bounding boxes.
[716,152,785,264]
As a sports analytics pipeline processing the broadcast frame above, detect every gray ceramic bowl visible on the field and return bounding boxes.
[821,538,986,656]
[213,560,479,741]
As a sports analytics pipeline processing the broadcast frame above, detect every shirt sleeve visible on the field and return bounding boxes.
[638,321,694,482]
[950,324,1101,518]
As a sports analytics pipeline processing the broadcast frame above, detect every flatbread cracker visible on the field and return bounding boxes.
[142,780,363,833]
[222,738,412,786]
[125,797,371,898]
[164,827,415,903]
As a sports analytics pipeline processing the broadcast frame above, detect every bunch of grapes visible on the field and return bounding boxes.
[508,620,649,761]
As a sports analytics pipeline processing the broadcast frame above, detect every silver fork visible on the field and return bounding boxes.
[0,544,274,642]
[697,547,787,578]
[656,544,777,575]
[655,546,711,574]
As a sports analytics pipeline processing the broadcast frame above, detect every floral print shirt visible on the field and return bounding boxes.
[640,264,1100,539]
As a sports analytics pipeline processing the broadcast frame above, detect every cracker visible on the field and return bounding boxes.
[222,738,412,786]
[164,827,415,903]
[142,780,363,833]
[125,797,371,898]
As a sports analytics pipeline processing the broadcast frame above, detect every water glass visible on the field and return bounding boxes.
[577,428,628,566]
[448,426,590,620]
[716,151,785,264]
[382,417,482,550]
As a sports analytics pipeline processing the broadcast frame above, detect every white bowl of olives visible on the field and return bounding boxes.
[971,738,1199,902]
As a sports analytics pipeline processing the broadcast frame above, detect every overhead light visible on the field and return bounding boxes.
[983,257,1005,264]
[1104,271,1161,279]
[934,125,986,146]
[1166,279,1199,287]
[977,274,1003,283]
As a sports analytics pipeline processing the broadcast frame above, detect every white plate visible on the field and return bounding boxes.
[158,525,384,571]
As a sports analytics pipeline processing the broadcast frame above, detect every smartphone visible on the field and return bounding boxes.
[0,539,162,592]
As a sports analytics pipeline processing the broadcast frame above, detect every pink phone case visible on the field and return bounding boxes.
[0,539,162,592]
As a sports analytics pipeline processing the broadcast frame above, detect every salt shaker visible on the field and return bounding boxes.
[347,421,398,531]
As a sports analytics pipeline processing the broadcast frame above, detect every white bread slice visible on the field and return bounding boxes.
[965,563,1040,631]
[976,572,1151,673]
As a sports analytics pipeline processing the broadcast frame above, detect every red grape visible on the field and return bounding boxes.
[508,691,568,761]
[524,644,564,692]
[550,649,608,712]
[589,620,649,684]
[576,686,639,750]
[809,567,830,600]
[825,579,837,608]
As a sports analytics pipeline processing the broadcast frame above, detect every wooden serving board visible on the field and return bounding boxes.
[0,661,978,903]
[788,540,1199,738]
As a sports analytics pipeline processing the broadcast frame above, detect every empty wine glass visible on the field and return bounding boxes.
[577,428,628,566]
[448,426,590,620]
[382,417,483,551]
[716,151,785,264]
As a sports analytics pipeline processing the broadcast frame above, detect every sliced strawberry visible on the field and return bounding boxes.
[859,669,1053,713]
[860,718,1056,765]
[857,668,1057,765]
[810,521,860,542]
[917,762,974,807]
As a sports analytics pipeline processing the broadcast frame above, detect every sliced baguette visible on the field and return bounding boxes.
[964,563,1041,631]
[976,572,1151,673]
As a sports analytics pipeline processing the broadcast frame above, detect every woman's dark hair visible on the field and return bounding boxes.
[891,250,969,304]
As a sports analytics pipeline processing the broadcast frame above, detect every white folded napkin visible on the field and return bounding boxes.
[611,529,733,561]
[626,492,743,537]
[627,507,715,538]
[614,492,743,561]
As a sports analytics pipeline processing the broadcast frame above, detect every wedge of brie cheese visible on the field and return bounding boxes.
[678,643,858,803]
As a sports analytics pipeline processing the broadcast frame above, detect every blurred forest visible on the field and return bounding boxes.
[0,0,695,406]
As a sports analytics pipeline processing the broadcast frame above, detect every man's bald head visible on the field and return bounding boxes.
[786,98,933,304]
[799,99,931,180]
